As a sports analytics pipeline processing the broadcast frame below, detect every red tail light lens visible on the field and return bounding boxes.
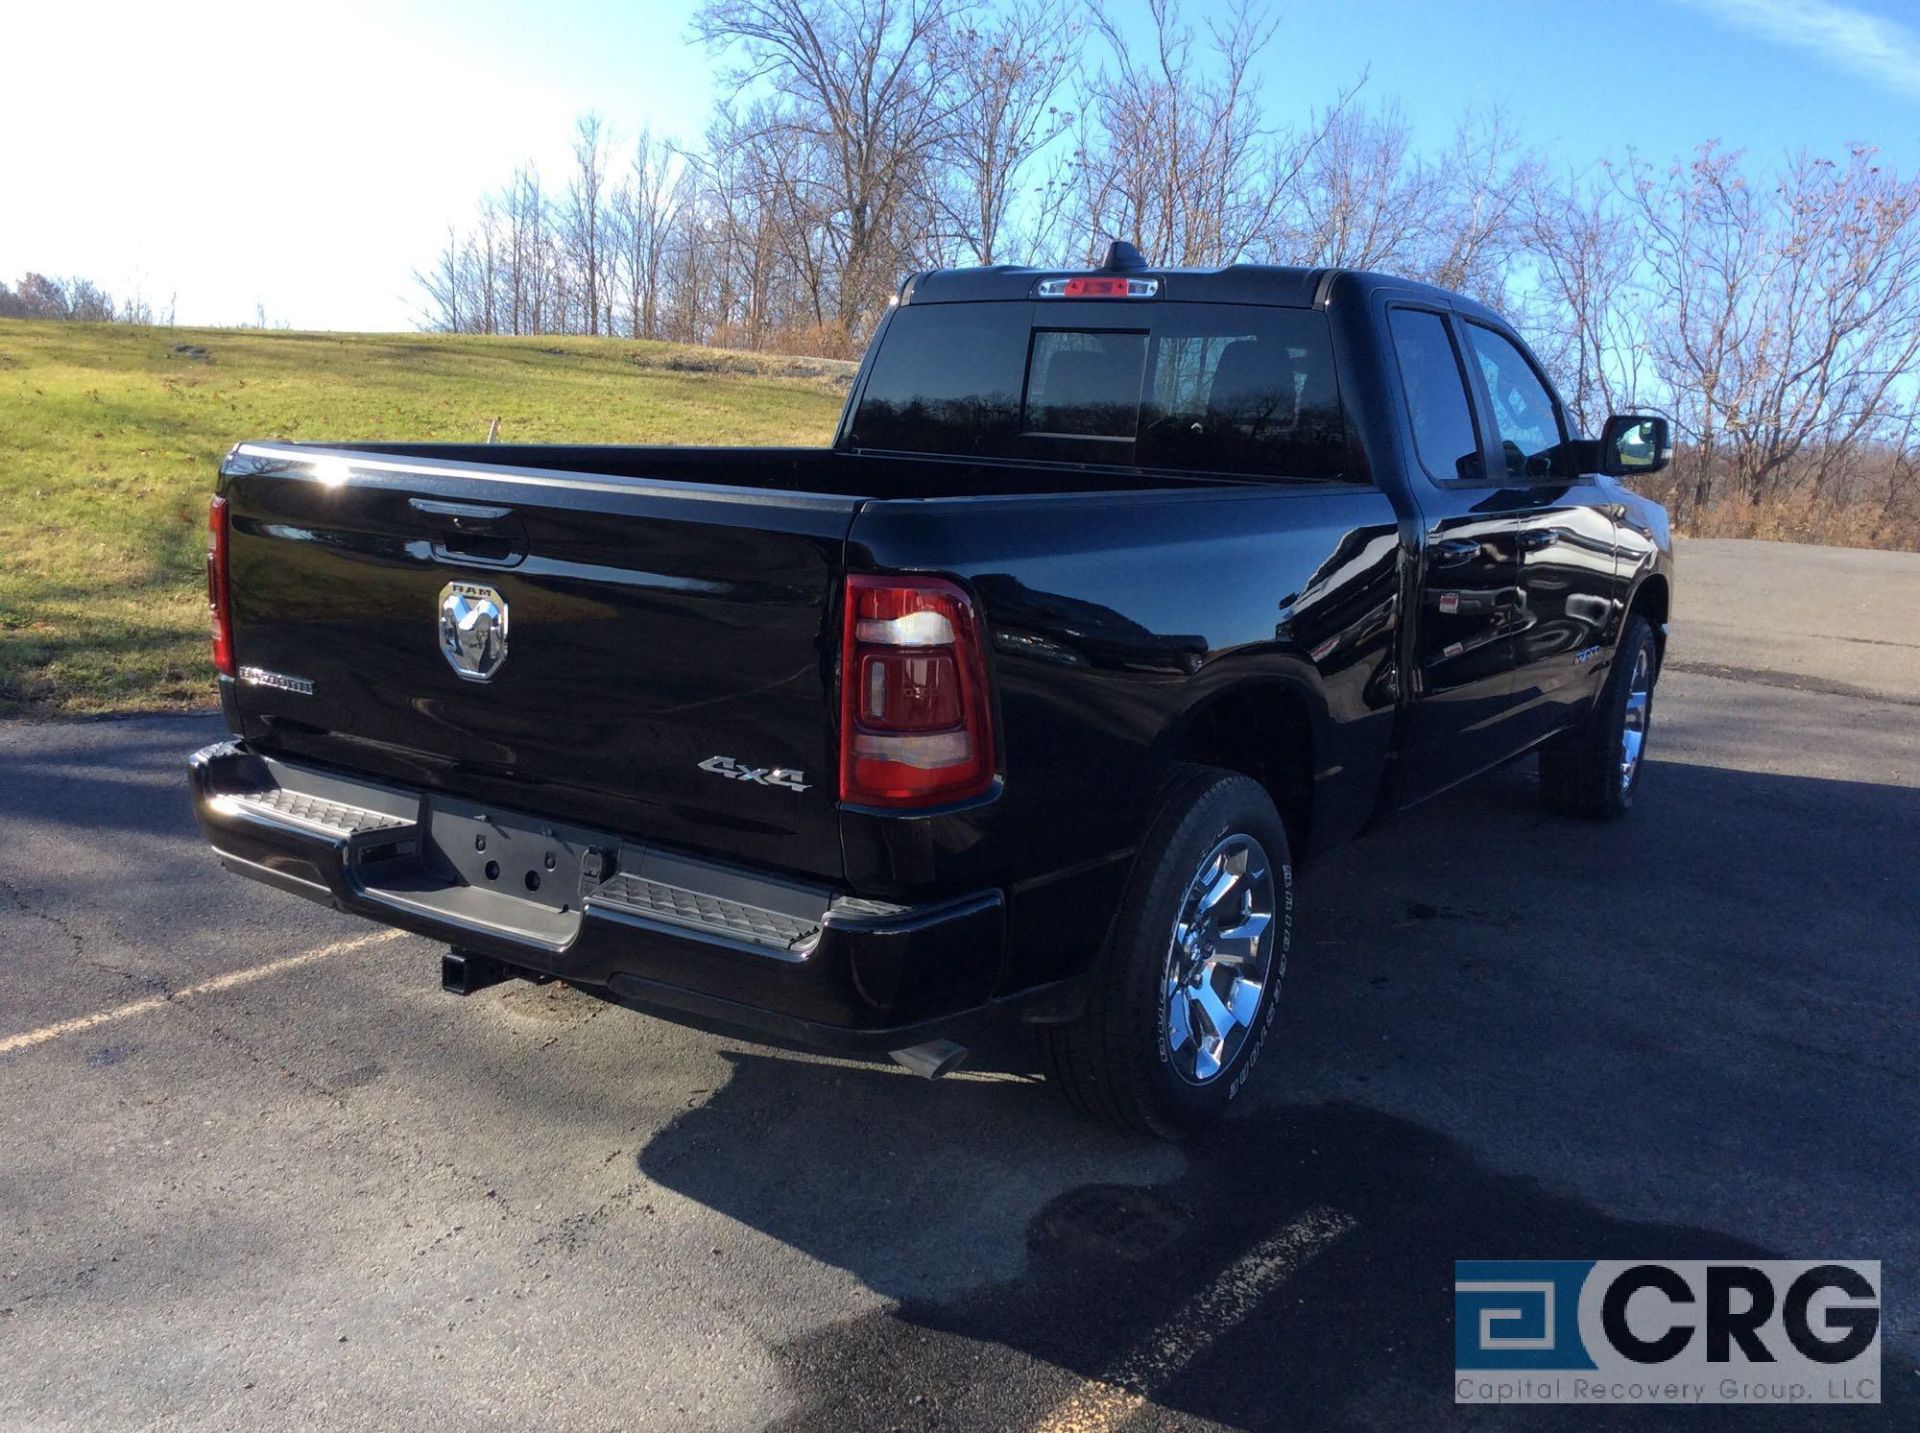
[207,495,235,677]
[858,651,964,730]
[839,575,995,807]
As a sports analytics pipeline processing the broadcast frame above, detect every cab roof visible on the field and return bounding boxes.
[898,248,1490,321]
[900,262,1332,309]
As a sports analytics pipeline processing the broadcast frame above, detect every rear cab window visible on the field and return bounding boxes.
[1025,330,1148,441]
[849,300,1364,483]
[844,304,1028,458]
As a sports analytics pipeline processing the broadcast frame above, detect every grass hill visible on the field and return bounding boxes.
[0,322,849,716]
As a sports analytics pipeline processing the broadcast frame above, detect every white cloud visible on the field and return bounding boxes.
[1679,0,1920,103]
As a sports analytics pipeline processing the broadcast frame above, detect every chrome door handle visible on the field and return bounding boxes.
[1431,537,1482,567]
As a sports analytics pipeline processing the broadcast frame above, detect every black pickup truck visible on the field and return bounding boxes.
[190,246,1673,1135]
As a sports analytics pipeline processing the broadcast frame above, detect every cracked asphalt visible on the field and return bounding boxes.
[1,538,1916,1430]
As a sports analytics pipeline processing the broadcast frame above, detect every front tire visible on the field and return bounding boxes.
[1539,613,1658,819]
[1038,766,1292,1138]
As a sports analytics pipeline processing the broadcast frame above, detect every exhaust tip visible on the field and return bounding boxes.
[889,1039,969,1081]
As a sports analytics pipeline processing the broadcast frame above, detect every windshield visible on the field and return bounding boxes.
[847,300,1362,482]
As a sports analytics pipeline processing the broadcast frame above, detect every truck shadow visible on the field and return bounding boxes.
[0,713,226,842]
[639,1061,1914,1430]
[632,752,1919,1428]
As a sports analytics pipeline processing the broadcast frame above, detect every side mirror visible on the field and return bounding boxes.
[1600,413,1671,478]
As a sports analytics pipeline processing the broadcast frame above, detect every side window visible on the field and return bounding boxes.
[1387,308,1483,483]
[1463,323,1566,479]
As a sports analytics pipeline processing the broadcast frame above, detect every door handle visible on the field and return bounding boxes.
[409,497,518,530]
[409,497,527,566]
[1430,537,1482,568]
[1518,527,1562,551]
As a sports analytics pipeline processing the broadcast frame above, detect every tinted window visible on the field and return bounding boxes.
[849,303,1027,457]
[1464,323,1566,479]
[1137,310,1351,479]
[1388,308,1483,483]
[1025,330,1147,439]
[850,300,1357,480]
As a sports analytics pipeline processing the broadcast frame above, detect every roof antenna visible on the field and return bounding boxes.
[1102,240,1149,272]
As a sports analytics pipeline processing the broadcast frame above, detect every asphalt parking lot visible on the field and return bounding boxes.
[2,537,1916,1430]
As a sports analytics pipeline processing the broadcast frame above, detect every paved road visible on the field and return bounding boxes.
[1674,537,1920,705]
[2,538,1915,1430]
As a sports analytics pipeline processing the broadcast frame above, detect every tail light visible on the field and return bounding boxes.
[839,574,996,808]
[207,495,234,677]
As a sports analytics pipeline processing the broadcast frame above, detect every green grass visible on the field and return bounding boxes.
[0,322,849,716]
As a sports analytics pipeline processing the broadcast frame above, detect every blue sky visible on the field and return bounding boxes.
[4,0,1916,330]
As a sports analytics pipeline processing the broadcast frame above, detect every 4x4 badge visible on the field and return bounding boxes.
[698,755,810,793]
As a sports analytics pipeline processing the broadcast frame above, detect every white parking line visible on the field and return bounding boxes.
[1032,1205,1355,1433]
[0,928,408,1055]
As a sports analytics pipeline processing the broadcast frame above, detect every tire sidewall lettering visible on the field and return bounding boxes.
[1225,860,1290,1101]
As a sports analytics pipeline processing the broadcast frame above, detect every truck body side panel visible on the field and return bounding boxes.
[844,481,1402,993]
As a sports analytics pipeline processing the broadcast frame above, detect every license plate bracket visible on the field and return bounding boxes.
[425,796,610,914]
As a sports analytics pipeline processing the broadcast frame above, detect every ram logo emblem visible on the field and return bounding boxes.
[439,581,509,682]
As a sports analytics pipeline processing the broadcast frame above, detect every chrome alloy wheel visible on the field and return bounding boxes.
[1620,644,1653,795]
[1162,834,1278,1085]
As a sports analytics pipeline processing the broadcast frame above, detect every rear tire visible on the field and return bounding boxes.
[1539,614,1658,819]
[1038,766,1292,1138]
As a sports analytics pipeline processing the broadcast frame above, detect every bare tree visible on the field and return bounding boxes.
[690,106,797,345]
[1422,110,1540,301]
[65,278,116,322]
[695,0,966,341]
[1617,144,1774,513]
[1068,0,1360,269]
[939,0,1079,264]
[1622,143,1920,515]
[4,273,74,319]
[613,129,686,339]
[1520,165,1651,434]
[504,165,553,335]
[1738,148,1920,502]
[0,273,163,325]
[416,224,469,332]
[567,114,613,335]
[1286,99,1432,272]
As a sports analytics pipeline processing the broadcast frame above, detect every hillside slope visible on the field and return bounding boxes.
[0,323,849,715]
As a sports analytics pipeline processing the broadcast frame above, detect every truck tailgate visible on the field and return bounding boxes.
[219,444,857,882]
